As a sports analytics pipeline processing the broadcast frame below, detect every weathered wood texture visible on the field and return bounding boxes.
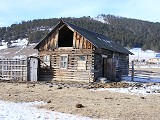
[38,30,93,51]
[39,49,94,82]
[94,49,129,81]
[37,24,129,82]
[37,26,95,82]
[27,57,38,82]
[0,59,27,81]
[114,53,129,75]
[105,58,116,81]
[94,53,103,79]
[113,53,129,81]
[94,48,113,80]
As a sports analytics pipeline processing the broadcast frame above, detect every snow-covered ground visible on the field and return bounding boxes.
[0,101,94,120]
[92,75,160,96]
[121,76,160,95]
[104,84,160,95]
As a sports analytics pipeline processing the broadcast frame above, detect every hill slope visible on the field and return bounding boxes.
[0,14,160,52]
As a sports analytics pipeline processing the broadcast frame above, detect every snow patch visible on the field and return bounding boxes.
[11,38,29,47]
[106,85,160,95]
[13,55,27,59]
[92,75,160,95]
[94,14,109,24]
[0,40,7,50]
[0,38,28,50]
[92,84,160,96]
[0,100,95,120]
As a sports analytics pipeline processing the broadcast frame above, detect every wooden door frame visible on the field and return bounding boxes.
[102,55,108,77]
[102,56,116,81]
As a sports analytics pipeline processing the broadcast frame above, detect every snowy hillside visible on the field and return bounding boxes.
[0,39,158,62]
[0,38,29,50]
[0,39,38,59]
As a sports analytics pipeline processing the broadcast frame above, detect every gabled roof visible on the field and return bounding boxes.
[35,20,132,55]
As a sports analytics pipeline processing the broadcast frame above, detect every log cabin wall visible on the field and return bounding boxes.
[94,49,129,81]
[113,53,129,79]
[38,26,95,82]
[94,53,103,79]
[39,49,94,82]
[94,48,114,80]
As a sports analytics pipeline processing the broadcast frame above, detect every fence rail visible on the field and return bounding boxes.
[129,69,160,79]
[129,62,160,68]
[129,61,160,81]
[0,58,27,81]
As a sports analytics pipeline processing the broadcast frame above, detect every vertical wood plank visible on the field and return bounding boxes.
[55,31,58,48]
[131,61,134,81]
[73,31,76,48]
[79,36,83,49]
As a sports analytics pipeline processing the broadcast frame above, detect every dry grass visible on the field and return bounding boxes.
[0,82,160,120]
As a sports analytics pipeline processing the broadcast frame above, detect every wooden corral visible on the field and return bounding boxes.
[0,57,38,81]
[0,58,27,81]
[35,20,132,82]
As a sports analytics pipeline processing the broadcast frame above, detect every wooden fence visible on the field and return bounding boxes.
[0,58,28,81]
[129,69,160,80]
[129,61,160,81]
[129,61,160,68]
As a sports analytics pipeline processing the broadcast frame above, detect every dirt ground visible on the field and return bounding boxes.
[0,81,160,120]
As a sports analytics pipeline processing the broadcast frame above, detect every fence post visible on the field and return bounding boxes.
[131,61,134,81]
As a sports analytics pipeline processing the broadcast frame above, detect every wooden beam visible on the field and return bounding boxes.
[47,37,51,50]
[83,38,86,49]
[50,34,55,50]
[76,34,80,49]
[55,31,58,48]
[73,31,76,48]
[79,36,84,49]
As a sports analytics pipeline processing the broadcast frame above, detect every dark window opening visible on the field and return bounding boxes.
[58,25,73,47]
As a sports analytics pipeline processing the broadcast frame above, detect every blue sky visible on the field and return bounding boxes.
[0,0,160,27]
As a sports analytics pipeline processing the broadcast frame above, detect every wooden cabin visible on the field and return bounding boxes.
[34,20,132,82]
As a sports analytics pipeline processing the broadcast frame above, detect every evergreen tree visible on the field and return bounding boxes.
[0,14,160,52]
